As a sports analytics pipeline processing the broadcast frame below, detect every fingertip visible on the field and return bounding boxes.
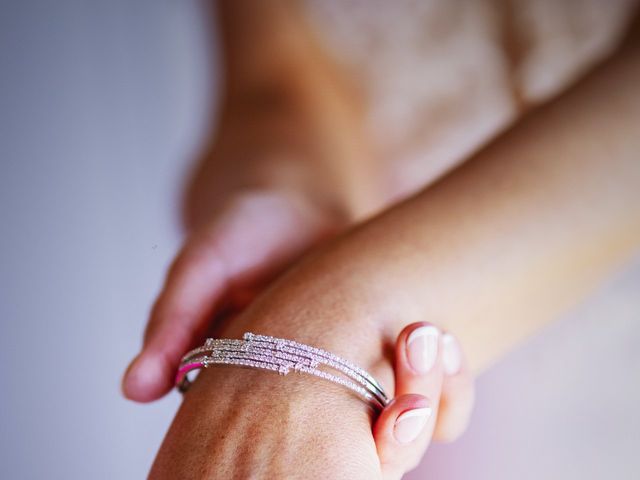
[394,405,433,444]
[121,352,172,403]
[391,395,433,444]
[441,332,462,376]
[434,359,475,443]
[393,322,445,399]
[375,394,431,444]
[375,394,435,475]
[403,323,440,375]
[397,322,437,349]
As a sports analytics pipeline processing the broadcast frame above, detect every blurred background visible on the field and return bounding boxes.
[0,1,638,478]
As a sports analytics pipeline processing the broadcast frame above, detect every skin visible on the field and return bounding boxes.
[123,3,640,479]
[149,323,471,479]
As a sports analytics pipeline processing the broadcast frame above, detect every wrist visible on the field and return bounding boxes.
[218,271,397,399]
[155,315,383,478]
[154,360,379,479]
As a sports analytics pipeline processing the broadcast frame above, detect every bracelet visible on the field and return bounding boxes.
[176,332,390,410]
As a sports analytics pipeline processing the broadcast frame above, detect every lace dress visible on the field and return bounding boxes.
[300,0,638,199]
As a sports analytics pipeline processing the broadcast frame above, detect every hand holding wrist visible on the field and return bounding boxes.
[151,312,473,479]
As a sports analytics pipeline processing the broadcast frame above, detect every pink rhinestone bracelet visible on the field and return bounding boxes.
[176,332,390,410]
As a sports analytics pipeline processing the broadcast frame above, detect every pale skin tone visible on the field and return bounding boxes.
[122,3,640,478]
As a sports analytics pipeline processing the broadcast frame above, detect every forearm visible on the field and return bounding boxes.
[150,40,640,480]
[363,26,640,370]
[149,12,640,479]
[223,24,640,375]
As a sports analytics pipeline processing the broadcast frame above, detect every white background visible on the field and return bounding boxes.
[1,1,638,478]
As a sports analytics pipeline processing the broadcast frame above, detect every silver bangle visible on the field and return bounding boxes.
[176,332,390,410]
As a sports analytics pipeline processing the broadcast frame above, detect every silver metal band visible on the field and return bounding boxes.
[176,332,390,410]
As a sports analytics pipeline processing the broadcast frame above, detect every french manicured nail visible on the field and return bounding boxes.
[442,333,462,375]
[406,325,439,374]
[394,407,433,444]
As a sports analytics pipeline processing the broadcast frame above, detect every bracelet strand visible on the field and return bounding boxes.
[176,332,390,410]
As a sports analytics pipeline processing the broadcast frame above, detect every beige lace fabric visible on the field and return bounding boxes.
[301,0,638,199]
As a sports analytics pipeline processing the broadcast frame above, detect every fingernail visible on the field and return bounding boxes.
[442,333,462,375]
[406,325,439,374]
[394,407,433,444]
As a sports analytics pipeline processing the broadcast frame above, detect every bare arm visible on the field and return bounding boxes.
[305,20,640,371]
[149,16,640,479]
[213,15,640,373]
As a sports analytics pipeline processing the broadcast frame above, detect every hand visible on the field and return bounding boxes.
[142,181,477,478]
[149,319,473,479]
[122,78,355,402]
[374,323,474,479]
[123,187,343,402]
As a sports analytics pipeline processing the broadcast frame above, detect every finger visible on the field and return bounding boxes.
[395,322,443,397]
[122,192,334,402]
[374,394,435,480]
[122,236,229,402]
[376,322,445,478]
[434,333,475,442]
